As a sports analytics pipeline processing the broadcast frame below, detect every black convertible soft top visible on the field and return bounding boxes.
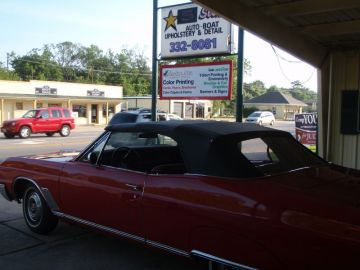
[106,120,289,140]
[105,121,295,178]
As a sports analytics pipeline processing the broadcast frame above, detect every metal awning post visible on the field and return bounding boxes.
[151,0,158,121]
[236,28,244,122]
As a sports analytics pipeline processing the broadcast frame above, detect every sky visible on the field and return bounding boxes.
[0,0,317,91]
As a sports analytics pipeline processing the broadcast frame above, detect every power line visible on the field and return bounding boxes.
[271,45,302,63]
[7,58,152,76]
[270,44,316,86]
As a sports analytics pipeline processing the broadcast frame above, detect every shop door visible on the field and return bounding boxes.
[185,103,194,118]
[173,102,183,118]
[91,104,98,123]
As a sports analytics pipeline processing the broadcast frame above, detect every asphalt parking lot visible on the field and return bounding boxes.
[0,195,203,270]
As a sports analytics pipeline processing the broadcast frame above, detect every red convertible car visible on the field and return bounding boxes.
[0,120,360,270]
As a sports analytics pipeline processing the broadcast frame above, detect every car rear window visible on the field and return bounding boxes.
[239,136,325,176]
[108,113,138,125]
[208,134,326,178]
[63,109,71,117]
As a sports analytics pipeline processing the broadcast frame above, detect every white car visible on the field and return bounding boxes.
[246,111,275,126]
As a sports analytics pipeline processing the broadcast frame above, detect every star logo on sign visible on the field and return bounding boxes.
[163,10,177,32]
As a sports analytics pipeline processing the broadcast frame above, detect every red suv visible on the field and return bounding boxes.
[1,107,75,139]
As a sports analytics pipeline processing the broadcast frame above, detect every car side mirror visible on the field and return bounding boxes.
[89,152,98,165]
[36,115,42,119]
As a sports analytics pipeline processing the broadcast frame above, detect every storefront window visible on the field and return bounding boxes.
[36,103,43,108]
[103,104,115,117]
[49,103,61,107]
[72,105,87,118]
[16,102,23,110]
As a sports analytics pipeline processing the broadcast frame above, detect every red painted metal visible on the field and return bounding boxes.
[1,155,360,269]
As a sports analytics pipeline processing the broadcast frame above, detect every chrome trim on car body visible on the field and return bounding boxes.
[12,177,59,211]
[13,177,46,202]
[50,211,254,268]
[191,250,258,270]
[52,212,145,243]
[0,183,11,201]
[146,240,189,257]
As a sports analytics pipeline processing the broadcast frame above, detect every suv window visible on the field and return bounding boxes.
[40,110,50,119]
[23,110,38,118]
[52,109,62,118]
[63,109,71,117]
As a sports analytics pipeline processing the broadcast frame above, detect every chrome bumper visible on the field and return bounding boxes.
[0,183,11,201]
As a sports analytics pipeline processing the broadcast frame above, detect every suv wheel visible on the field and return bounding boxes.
[19,126,31,138]
[59,125,70,137]
[270,120,275,126]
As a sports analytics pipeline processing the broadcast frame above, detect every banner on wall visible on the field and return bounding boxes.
[160,61,232,100]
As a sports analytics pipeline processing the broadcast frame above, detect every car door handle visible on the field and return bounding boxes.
[125,183,142,191]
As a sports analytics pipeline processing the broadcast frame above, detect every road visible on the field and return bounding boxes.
[0,126,105,162]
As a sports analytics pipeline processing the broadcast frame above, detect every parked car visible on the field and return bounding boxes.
[108,110,182,125]
[1,107,75,138]
[246,111,275,125]
[1,120,360,270]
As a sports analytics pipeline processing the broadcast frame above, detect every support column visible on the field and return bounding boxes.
[67,99,71,109]
[106,102,109,124]
[1,98,4,123]
[33,100,37,109]
[87,103,92,125]
[151,0,158,121]
[236,28,244,122]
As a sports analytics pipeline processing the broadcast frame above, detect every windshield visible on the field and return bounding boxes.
[22,110,38,118]
[249,112,261,117]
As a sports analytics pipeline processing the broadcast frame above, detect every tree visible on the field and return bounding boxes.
[243,80,266,101]
[268,85,281,92]
[11,49,63,81]
[0,58,20,81]
[50,42,82,81]
[289,80,317,102]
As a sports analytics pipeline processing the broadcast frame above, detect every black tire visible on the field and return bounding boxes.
[59,125,70,137]
[270,120,275,126]
[46,132,55,137]
[258,121,262,126]
[19,126,31,138]
[4,133,14,139]
[22,185,58,234]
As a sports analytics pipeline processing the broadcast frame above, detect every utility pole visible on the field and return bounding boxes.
[6,53,9,70]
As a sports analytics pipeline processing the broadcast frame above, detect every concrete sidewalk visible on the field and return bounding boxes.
[0,197,203,270]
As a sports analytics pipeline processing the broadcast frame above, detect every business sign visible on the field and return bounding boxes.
[161,3,233,58]
[35,85,57,95]
[295,113,317,145]
[87,89,104,97]
[160,61,232,100]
